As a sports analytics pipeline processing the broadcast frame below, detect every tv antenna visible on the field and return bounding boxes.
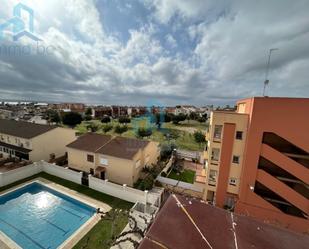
[263,48,279,96]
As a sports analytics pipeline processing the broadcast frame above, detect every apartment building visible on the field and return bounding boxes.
[204,97,309,232]
[67,133,159,186]
[0,119,76,162]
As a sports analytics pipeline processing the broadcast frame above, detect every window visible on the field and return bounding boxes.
[87,154,94,163]
[232,156,240,164]
[213,125,222,140]
[229,178,237,186]
[25,141,30,148]
[211,148,220,161]
[100,157,108,165]
[236,131,243,140]
[208,170,217,186]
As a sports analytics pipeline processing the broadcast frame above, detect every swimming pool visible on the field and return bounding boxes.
[0,182,96,249]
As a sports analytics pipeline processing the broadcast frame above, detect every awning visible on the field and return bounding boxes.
[0,141,32,154]
[95,166,106,173]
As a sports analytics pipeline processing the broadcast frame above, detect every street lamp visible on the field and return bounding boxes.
[263,48,279,96]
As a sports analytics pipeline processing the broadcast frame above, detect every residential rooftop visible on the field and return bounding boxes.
[66,133,112,153]
[139,195,309,249]
[0,119,57,139]
[67,133,151,160]
[97,136,150,160]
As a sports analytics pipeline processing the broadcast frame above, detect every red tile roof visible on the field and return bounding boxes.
[67,133,151,159]
[139,195,309,249]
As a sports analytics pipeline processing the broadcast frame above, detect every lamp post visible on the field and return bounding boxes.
[263,48,279,96]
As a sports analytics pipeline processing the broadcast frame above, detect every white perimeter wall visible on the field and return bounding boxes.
[0,161,82,187]
[0,161,154,205]
[89,175,147,203]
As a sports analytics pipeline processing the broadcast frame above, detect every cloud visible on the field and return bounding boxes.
[0,0,308,106]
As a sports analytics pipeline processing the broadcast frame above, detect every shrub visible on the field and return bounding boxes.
[119,116,131,124]
[194,131,206,143]
[102,124,113,133]
[137,127,152,138]
[87,122,100,132]
[101,116,111,123]
[84,115,92,121]
[114,125,128,134]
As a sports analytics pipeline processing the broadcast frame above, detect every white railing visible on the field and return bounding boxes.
[156,175,204,192]
[89,175,148,204]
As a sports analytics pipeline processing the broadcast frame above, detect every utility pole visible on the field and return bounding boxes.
[263,48,279,96]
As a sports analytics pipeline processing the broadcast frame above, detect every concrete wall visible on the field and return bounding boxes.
[30,127,76,162]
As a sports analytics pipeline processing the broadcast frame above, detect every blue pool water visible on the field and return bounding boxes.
[0,182,95,249]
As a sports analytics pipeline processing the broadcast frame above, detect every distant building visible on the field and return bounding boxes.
[92,106,112,119]
[0,119,76,162]
[49,103,86,114]
[66,133,159,186]
[204,97,309,232]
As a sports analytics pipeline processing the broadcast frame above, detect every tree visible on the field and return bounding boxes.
[197,117,206,123]
[101,116,111,123]
[44,110,61,124]
[137,127,152,138]
[164,113,173,123]
[62,112,82,127]
[194,131,206,144]
[85,107,92,116]
[189,112,198,120]
[119,116,131,124]
[160,142,177,159]
[102,124,113,133]
[114,125,128,135]
[84,115,92,121]
[87,122,100,132]
[172,114,187,124]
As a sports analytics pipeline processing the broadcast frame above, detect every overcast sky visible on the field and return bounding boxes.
[0,0,308,106]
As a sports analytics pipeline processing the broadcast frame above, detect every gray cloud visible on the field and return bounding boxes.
[0,0,308,106]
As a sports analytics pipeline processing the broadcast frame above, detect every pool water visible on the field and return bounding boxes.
[0,182,95,249]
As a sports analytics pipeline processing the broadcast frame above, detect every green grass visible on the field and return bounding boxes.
[0,172,133,249]
[74,119,206,151]
[168,169,196,184]
[73,210,129,249]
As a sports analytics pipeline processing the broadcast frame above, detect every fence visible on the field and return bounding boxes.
[156,175,204,193]
[0,161,159,205]
[0,161,82,187]
[89,175,148,204]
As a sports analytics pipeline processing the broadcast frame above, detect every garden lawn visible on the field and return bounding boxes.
[168,169,196,184]
[74,118,206,151]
